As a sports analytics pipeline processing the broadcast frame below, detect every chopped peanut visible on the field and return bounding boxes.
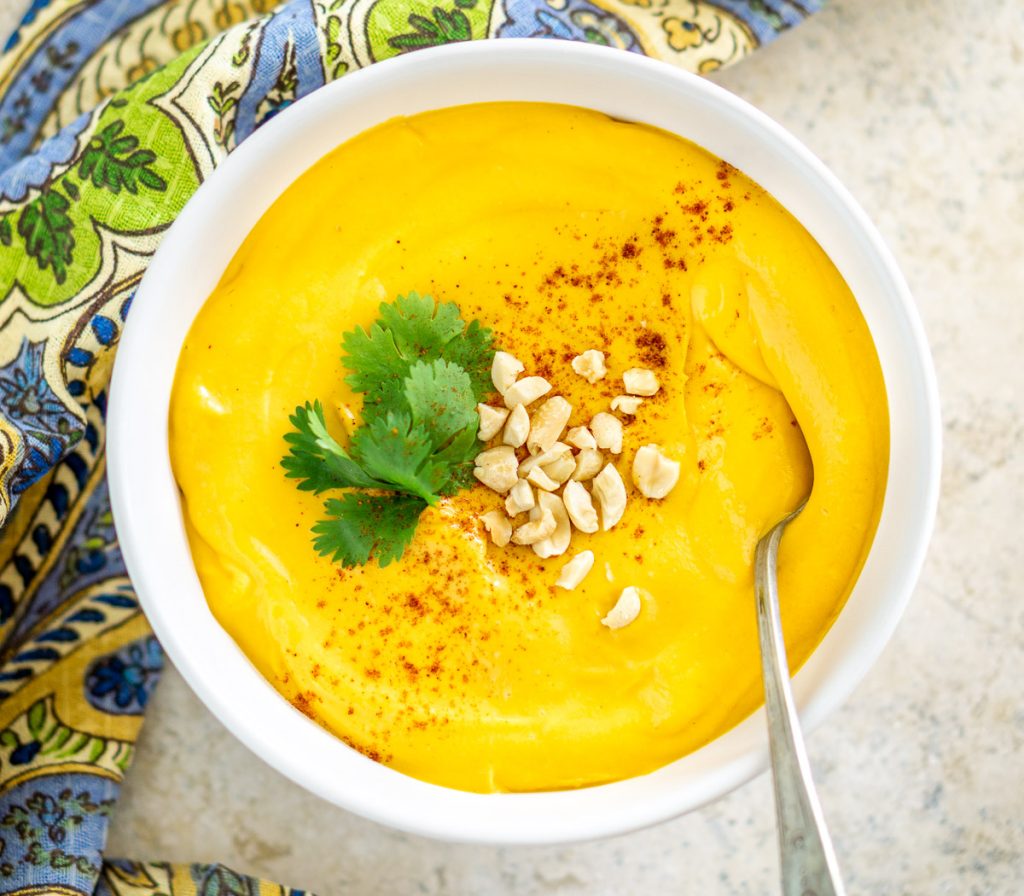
[512,508,557,546]
[336,402,359,437]
[480,510,512,547]
[566,426,597,450]
[532,491,572,558]
[556,551,595,590]
[623,368,660,396]
[503,376,551,409]
[491,351,524,394]
[522,442,569,478]
[502,403,530,448]
[535,442,572,465]
[591,463,627,529]
[477,403,509,441]
[518,453,543,477]
[611,395,644,416]
[527,396,572,454]
[571,448,604,482]
[527,466,560,492]
[571,349,608,384]
[504,479,535,516]
[601,586,644,630]
[591,412,623,454]
[542,451,576,484]
[472,446,519,494]
[632,444,681,499]
[562,480,599,533]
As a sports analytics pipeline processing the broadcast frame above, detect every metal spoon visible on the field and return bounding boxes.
[754,502,846,896]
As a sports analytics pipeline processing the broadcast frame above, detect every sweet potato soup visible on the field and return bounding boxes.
[169,103,888,792]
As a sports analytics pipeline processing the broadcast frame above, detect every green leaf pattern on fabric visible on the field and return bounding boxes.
[78,122,168,195]
[18,188,74,283]
[388,1,475,52]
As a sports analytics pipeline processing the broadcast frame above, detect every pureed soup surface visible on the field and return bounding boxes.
[170,103,888,793]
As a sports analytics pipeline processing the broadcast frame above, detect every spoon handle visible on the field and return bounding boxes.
[755,518,846,896]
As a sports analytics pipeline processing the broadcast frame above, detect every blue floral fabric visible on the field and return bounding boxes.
[0,0,820,892]
[85,636,162,714]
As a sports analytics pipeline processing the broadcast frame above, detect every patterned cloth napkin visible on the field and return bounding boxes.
[0,0,819,891]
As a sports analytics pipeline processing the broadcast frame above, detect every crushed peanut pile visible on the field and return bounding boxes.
[473,349,681,630]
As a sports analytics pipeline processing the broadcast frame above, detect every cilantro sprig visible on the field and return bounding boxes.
[283,293,494,568]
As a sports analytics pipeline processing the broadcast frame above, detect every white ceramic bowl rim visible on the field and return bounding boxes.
[107,40,941,845]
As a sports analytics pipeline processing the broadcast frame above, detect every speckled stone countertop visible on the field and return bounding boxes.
[4,0,1018,891]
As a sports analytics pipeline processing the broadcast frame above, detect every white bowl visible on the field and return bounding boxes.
[107,40,940,845]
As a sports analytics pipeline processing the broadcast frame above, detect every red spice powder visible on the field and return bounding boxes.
[635,330,668,368]
[291,691,317,720]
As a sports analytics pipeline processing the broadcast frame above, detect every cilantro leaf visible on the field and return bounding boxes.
[349,410,448,503]
[313,493,426,568]
[378,291,464,357]
[403,358,477,450]
[442,318,496,402]
[341,292,494,417]
[282,401,384,493]
[339,322,403,397]
[433,421,480,494]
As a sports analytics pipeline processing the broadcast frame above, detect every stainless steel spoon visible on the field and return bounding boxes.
[754,503,846,896]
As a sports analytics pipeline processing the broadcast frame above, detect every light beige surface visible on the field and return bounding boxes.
[5,0,1016,892]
